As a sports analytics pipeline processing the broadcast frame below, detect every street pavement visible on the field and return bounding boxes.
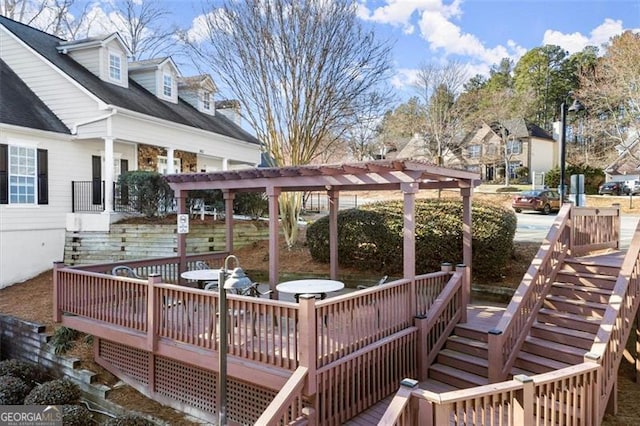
[515,211,640,248]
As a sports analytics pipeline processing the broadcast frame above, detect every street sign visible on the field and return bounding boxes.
[177,214,189,234]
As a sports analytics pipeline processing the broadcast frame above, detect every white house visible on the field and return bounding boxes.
[0,16,262,288]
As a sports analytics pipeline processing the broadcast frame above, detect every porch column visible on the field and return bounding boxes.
[461,186,472,317]
[103,137,114,213]
[167,148,175,174]
[222,158,229,171]
[267,186,281,292]
[328,189,339,280]
[223,191,235,253]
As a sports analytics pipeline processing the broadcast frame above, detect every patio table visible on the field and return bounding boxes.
[180,269,222,289]
[276,279,344,302]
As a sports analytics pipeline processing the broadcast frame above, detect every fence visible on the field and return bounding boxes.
[72,181,139,213]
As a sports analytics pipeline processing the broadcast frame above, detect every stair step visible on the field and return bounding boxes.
[562,258,622,276]
[437,349,488,377]
[530,322,596,350]
[522,336,587,364]
[550,282,613,303]
[513,351,572,374]
[537,308,601,334]
[454,323,489,342]
[543,295,607,318]
[555,271,617,290]
[444,335,488,358]
[428,363,488,389]
[420,378,459,393]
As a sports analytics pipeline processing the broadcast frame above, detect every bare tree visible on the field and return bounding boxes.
[183,0,392,247]
[576,31,640,163]
[105,0,177,60]
[1,0,89,37]
[342,91,391,161]
[414,62,470,167]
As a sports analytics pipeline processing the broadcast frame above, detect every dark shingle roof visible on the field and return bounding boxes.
[0,58,70,134]
[493,118,554,141]
[0,16,259,145]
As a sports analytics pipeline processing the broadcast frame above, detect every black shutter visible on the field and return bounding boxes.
[92,155,102,205]
[37,149,48,204]
[0,144,7,204]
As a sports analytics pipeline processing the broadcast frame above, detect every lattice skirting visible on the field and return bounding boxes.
[96,338,277,425]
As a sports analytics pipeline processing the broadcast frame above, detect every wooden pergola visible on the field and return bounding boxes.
[166,159,480,298]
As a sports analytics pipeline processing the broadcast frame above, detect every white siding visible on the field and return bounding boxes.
[0,29,102,127]
[68,48,100,76]
[0,130,139,288]
[130,70,157,95]
[111,114,261,165]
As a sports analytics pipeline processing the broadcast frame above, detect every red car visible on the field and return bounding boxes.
[512,190,561,215]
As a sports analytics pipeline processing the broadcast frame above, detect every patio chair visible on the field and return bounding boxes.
[110,266,143,313]
[357,275,388,290]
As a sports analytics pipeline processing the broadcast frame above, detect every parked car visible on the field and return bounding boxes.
[631,181,640,195]
[512,190,561,215]
[598,181,630,196]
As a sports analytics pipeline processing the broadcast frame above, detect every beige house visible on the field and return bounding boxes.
[0,16,262,288]
[463,119,555,183]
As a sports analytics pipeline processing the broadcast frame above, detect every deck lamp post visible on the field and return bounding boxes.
[218,255,251,426]
[559,97,585,205]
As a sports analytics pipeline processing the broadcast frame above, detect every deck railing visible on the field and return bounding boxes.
[381,203,628,425]
[487,203,572,382]
[588,215,640,420]
[570,205,620,255]
[256,367,313,426]
[381,363,601,425]
[53,260,456,425]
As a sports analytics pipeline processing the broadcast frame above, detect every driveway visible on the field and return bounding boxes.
[515,211,640,248]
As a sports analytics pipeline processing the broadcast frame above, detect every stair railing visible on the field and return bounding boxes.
[487,203,573,382]
[587,217,640,422]
[255,367,315,425]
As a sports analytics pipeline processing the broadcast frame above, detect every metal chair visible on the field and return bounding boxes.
[357,275,388,290]
[194,261,210,270]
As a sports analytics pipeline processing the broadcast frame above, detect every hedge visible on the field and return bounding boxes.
[306,199,517,280]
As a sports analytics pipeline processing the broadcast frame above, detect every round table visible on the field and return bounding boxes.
[180,269,222,289]
[276,279,344,302]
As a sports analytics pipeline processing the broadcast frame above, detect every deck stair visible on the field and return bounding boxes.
[421,254,621,392]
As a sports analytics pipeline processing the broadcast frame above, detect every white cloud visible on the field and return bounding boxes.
[359,0,463,35]
[391,68,421,88]
[542,18,632,54]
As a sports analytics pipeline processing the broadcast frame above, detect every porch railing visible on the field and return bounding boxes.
[71,181,140,213]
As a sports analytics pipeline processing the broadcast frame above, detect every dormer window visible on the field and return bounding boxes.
[203,92,211,110]
[163,73,173,97]
[109,53,122,82]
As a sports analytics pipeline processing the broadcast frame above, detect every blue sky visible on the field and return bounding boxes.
[66,0,639,97]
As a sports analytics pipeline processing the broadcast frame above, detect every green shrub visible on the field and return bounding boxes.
[104,414,156,425]
[544,165,605,195]
[50,326,79,355]
[0,375,31,404]
[306,199,517,280]
[234,192,268,219]
[62,405,93,426]
[24,378,80,405]
[495,186,521,193]
[118,171,174,218]
[0,359,46,387]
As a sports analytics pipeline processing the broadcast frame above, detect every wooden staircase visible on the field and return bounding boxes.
[422,253,622,393]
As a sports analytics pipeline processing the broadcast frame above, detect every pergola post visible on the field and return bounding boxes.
[461,187,472,316]
[267,186,281,292]
[176,190,187,278]
[402,182,418,314]
[328,189,339,280]
[223,190,235,253]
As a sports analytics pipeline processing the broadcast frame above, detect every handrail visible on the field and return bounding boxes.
[381,363,600,425]
[487,203,572,381]
[256,367,313,426]
[588,215,640,422]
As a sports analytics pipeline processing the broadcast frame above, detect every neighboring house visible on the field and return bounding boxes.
[462,119,555,183]
[604,140,640,184]
[0,16,262,288]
